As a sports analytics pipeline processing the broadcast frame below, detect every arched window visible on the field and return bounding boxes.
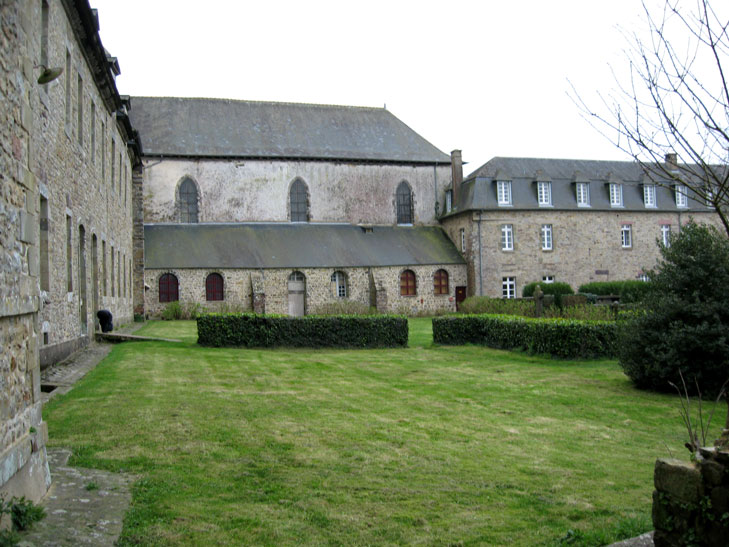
[159,273,179,302]
[206,273,224,301]
[331,271,347,298]
[400,270,416,296]
[179,178,199,223]
[434,269,449,295]
[396,181,413,224]
[290,179,309,222]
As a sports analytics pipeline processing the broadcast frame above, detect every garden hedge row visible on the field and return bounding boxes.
[432,314,618,358]
[577,280,652,303]
[197,313,408,348]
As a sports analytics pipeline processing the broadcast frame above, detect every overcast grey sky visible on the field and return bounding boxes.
[91,0,655,174]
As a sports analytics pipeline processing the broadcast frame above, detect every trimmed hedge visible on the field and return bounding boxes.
[577,280,652,304]
[522,281,574,306]
[197,313,408,348]
[432,314,618,359]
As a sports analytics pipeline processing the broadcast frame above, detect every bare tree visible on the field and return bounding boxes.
[573,0,729,235]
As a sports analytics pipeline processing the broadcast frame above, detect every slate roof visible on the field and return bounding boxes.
[445,157,715,214]
[129,97,451,164]
[144,223,465,269]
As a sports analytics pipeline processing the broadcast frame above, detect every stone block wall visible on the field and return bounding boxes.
[443,209,722,298]
[653,451,729,546]
[144,263,467,317]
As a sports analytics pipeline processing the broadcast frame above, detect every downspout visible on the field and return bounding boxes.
[477,211,483,296]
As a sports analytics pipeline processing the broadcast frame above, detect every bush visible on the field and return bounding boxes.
[458,296,537,317]
[522,281,574,306]
[432,314,618,359]
[313,301,375,315]
[197,314,408,348]
[577,280,652,304]
[161,301,183,320]
[618,222,729,395]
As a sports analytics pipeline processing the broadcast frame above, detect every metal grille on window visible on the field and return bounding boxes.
[179,179,198,223]
[396,182,413,224]
[206,273,224,301]
[434,269,449,295]
[290,180,309,222]
[400,270,416,296]
[159,273,179,302]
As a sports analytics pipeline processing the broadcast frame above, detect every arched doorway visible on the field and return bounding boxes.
[288,271,306,316]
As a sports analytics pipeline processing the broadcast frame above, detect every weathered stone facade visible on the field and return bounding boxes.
[145,264,466,317]
[442,209,722,298]
[142,158,451,226]
[1,0,139,503]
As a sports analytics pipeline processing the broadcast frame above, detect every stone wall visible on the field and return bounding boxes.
[442,209,722,298]
[144,264,467,317]
[142,158,452,226]
[653,450,729,546]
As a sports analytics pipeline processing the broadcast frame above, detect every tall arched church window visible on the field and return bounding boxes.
[159,273,179,302]
[396,181,413,224]
[206,273,224,301]
[400,269,416,296]
[179,178,199,223]
[290,179,309,222]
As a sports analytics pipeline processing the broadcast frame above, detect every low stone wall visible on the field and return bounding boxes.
[653,449,729,546]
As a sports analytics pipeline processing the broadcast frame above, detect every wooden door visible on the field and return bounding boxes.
[455,286,467,311]
[288,272,306,316]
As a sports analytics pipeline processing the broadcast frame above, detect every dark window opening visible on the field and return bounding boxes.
[206,273,224,301]
[159,273,179,303]
[179,178,199,223]
[396,181,413,224]
[290,179,309,222]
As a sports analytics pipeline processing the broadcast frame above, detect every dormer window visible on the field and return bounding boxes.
[675,185,688,208]
[576,182,590,207]
[497,180,512,206]
[610,183,623,207]
[537,181,552,206]
[643,184,657,208]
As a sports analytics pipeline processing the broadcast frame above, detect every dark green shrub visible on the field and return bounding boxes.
[577,280,652,304]
[197,314,408,348]
[458,296,536,317]
[161,301,183,320]
[313,301,375,315]
[522,282,574,306]
[432,314,618,359]
[618,222,729,395]
[9,497,45,531]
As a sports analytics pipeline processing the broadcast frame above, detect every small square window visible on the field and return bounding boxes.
[537,181,552,206]
[542,275,555,284]
[501,224,513,251]
[497,181,512,206]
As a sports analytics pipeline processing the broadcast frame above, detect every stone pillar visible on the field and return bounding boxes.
[534,284,543,318]
[132,165,144,317]
[251,273,265,314]
[375,284,388,314]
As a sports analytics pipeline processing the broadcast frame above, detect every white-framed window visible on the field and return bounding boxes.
[497,180,512,206]
[501,224,513,251]
[675,185,688,208]
[610,183,623,207]
[445,190,452,213]
[661,224,671,247]
[542,275,555,284]
[705,184,714,206]
[576,182,590,207]
[643,184,657,208]
[460,228,466,252]
[537,181,552,206]
[502,277,516,299]
[637,272,650,282]
[331,271,347,298]
[540,224,553,251]
[621,224,632,248]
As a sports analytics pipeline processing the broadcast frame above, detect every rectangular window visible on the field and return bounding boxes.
[705,184,714,206]
[77,73,83,145]
[537,181,552,206]
[497,180,512,206]
[621,224,632,248]
[542,275,555,284]
[110,140,115,190]
[501,224,513,251]
[66,214,73,291]
[40,197,49,291]
[661,224,671,247]
[102,240,107,296]
[110,245,115,297]
[445,190,452,213]
[117,249,121,297]
[101,120,106,182]
[643,184,656,208]
[90,102,96,164]
[64,50,71,129]
[576,182,590,207]
[610,183,623,207]
[460,228,465,252]
[124,165,128,208]
[675,185,688,208]
[541,224,553,251]
[502,277,516,299]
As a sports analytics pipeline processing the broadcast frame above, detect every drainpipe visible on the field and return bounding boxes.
[477,211,483,296]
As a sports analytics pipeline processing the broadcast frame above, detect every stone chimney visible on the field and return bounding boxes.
[451,149,463,204]
[665,153,678,169]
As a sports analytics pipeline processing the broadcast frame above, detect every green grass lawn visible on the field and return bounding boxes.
[42,318,702,546]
